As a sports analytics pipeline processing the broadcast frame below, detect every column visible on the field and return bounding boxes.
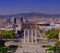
[28,29,30,44]
[31,29,33,43]
[24,29,26,43]
[15,28,17,34]
[35,29,37,43]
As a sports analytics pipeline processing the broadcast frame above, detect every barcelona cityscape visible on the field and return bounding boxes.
[0,0,60,53]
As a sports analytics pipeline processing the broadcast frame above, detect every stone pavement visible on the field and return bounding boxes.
[15,44,46,53]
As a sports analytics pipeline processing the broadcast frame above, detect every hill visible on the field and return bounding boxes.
[0,13,60,18]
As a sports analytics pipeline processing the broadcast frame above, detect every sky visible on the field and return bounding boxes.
[0,0,60,15]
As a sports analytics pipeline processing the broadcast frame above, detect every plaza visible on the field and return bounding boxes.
[4,17,58,53]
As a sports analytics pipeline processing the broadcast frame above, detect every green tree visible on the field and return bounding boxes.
[45,29,59,41]
[55,41,60,53]
[46,46,59,53]
[0,30,15,39]
[46,41,60,53]
[0,40,5,47]
[0,46,14,53]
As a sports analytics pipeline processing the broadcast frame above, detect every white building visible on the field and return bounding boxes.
[0,27,13,31]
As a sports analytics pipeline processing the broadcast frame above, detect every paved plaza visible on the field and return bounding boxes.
[5,40,56,53]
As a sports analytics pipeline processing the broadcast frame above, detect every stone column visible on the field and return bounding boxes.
[35,29,37,43]
[15,28,17,34]
[28,29,30,44]
[24,29,26,43]
[31,29,33,43]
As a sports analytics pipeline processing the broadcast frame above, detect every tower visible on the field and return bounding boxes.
[11,17,17,33]
[11,17,16,24]
[14,18,16,24]
[20,16,23,23]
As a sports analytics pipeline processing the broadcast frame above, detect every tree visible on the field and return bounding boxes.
[0,46,14,53]
[0,40,5,47]
[0,30,15,39]
[45,46,59,53]
[55,41,60,53]
[45,29,59,41]
[0,47,8,53]
[46,41,60,53]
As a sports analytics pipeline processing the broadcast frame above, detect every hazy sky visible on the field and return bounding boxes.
[0,0,60,15]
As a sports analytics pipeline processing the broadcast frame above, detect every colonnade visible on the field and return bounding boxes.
[23,28,37,44]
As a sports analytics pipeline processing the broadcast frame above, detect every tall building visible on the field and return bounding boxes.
[20,16,23,23]
[0,18,7,28]
[14,18,16,24]
[20,16,25,29]
[11,17,16,24]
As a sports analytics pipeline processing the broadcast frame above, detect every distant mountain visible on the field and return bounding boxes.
[0,13,60,18]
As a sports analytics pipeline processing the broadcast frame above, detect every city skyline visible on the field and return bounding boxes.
[0,0,60,15]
